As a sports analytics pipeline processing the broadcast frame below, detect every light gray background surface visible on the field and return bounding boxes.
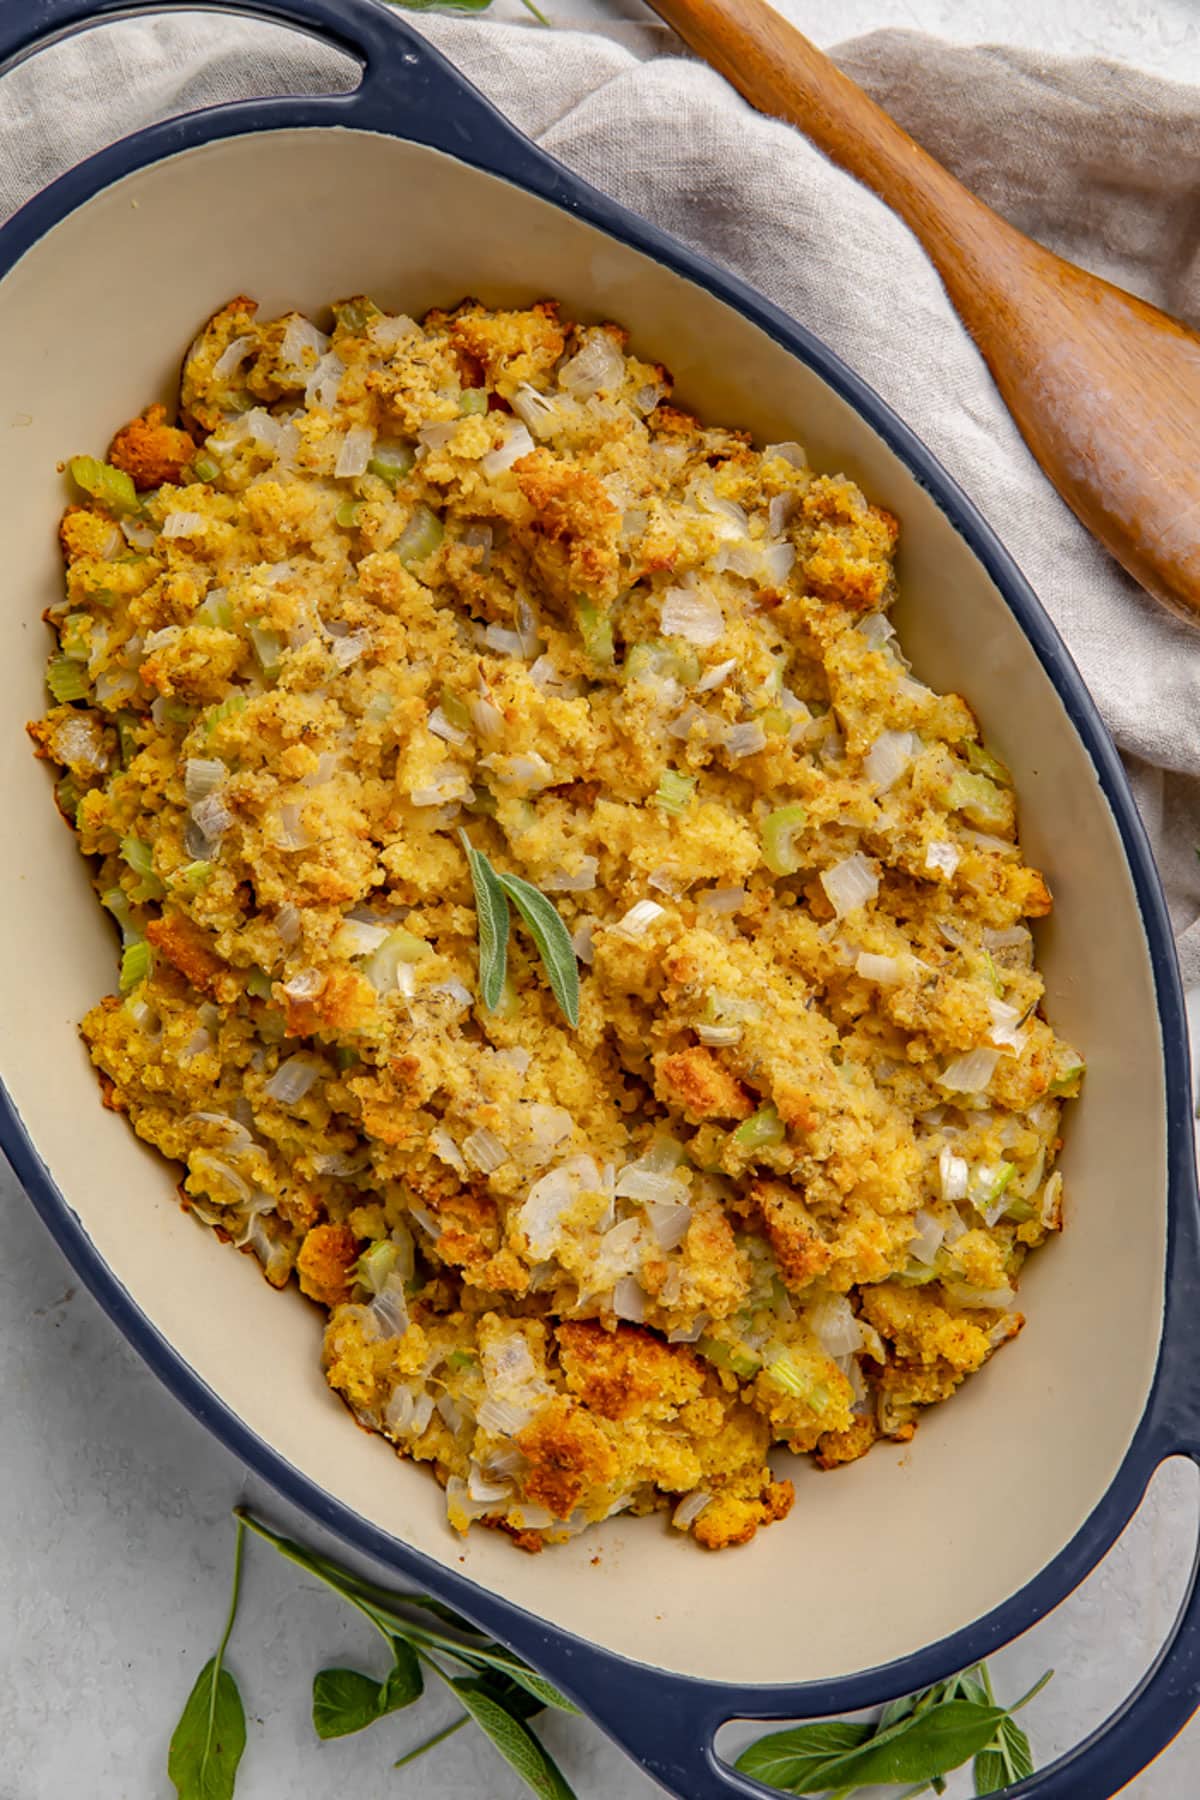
[3,3,1200,1797]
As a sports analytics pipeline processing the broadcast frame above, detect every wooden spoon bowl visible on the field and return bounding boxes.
[647,0,1200,625]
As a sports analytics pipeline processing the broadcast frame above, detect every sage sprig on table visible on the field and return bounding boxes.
[167,1509,1050,1800]
[384,0,551,26]
[461,831,581,1027]
[735,1661,1053,1797]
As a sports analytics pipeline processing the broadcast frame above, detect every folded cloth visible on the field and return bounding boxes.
[2,8,1199,970]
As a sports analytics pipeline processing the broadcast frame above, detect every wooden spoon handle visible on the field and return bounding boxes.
[646,0,1200,624]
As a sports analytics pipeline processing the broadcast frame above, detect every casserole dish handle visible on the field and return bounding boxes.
[0,0,570,197]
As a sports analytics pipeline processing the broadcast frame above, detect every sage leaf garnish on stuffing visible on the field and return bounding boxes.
[735,1663,1053,1797]
[460,835,581,1027]
[167,1520,247,1800]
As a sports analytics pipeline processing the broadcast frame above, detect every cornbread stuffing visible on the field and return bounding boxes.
[30,294,1082,1551]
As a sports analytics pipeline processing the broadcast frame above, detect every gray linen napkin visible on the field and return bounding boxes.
[3,9,1199,972]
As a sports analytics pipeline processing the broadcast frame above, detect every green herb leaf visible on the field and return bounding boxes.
[460,831,510,1010]
[449,1678,577,1800]
[493,869,580,1027]
[821,1701,1010,1792]
[490,1663,579,1715]
[735,1719,874,1788]
[167,1522,247,1800]
[312,1642,422,1739]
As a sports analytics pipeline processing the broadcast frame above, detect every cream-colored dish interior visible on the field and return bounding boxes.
[0,127,1167,1685]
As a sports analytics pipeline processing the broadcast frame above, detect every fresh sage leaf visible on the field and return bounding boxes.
[450,1677,578,1800]
[313,1641,423,1738]
[312,1667,389,1740]
[975,1711,1035,1793]
[168,1521,247,1800]
[974,1747,1009,1795]
[491,1662,580,1715]
[735,1719,874,1787]
[816,1700,1011,1790]
[494,868,580,1027]
[460,830,510,1010]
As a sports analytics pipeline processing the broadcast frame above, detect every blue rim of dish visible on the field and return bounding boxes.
[1,5,1198,1796]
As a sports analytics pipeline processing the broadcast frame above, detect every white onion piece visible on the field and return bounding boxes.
[988,997,1031,1055]
[469,696,505,745]
[645,1201,692,1251]
[614,1164,686,1204]
[417,420,460,452]
[213,334,256,380]
[483,624,525,657]
[305,351,345,410]
[660,587,725,647]
[559,333,625,398]
[369,1279,410,1340]
[725,721,767,759]
[764,441,806,468]
[855,952,904,985]
[331,630,370,670]
[571,921,595,965]
[467,1463,514,1505]
[908,1210,946,1266]
[809,1295,864,1356]
[336,919,390,957]
[939,1146,970,1202]
[463,1128,509,1174]
[481,423,535,477]
[672,1490,713,1530]
[518,1156,601,1258]
[161,510,206,539]
[542,860,598,893]
[263,1053,321,1105]
[615,899,664,939]
[280,314,330,371]
[820,854,879,918]
[944,1282,1017,1311]
[335,424,375,477]
[274,903,301,946]
[668,1314,709,1344]
[865,730,919,793]
[697,886,747,915]
[696,657,738,694]
[939,1047,999,1093]
[430,1128,467,1176]
[925,841,961,878]
[611,1276,647,1322]
[760,540,796,584]
[367,313,417,352]
[696,1022,742,1046]
[281,966,324,1001]
[510,383,560,437]
[428,706,467,746]
[768,493,796,535]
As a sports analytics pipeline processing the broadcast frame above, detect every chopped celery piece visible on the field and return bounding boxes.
[367,442,415,485]
[68,455,138,515]
[654,768,696,816]
[191,454,221,484]
[393,502,443,569]
[760,803,808,876]
[447,1349,478,1370]
[196,590,234,630]
[116,712,140,767]
[698,1337,761,1380]
[176,860,213,893]
[355,1239,404,1294]
[249,624,283,678]
[763,1353,821,1401]
[979,1162,1016,1206]
[895,1261,941,1286]
[761,707,791,736]
[575,596,614,667]
[204,692,247,739]
[1048,1059,1085,1097]
[966,741,1011,786]
[333,297,380,333]
[734,1104,785,1150]
[120,833,164,902]
[1004,1195,1038,1224]
[55,775,80,820]
[978,949,1003,996]
[364,692,393,724]
[59,613,91,662]
[102,885,135,942]
[624,638,699,687]
[119,938,152,993]
[458,389,488,415]
[333,1045,360,1071]
[335,499,361,529]
[160,698,194,726]
[439,688,472,733]
[364,928,433,994]
[464,787,498,818]
[46,656,89,703]
[941,769,1009,833]
[246,966,274,1000]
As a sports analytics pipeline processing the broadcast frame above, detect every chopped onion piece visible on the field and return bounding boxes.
[855,952,904,985]
[191,791,233,841]
[938,1047,999,1093]
[611,1276,647,1322]
[336,919,391,958]
[695,657,738,694]
[518,1156,601,1258]
[428,705,468,746]
[939,1145,970,1202]
[212,334,256,381]
[263,1053,321,1105]
[820,853,879,918]
[280,314,330,370]
[430,1128,467,1176]
[865,729,919,793]
[660,587,725,647]
[467,1464,514,1504]
[275,903,301,946]
[469,696,505,745]
[510,383,560,438]
[305,350,345,411]
[908,1210,946,1266]
[725,721,767,759]
[369,1278,410,1340]
[809,1295,864,1356]
[671,1490,713,1531]
[925,841,961,878]
[764,441,806,468]
[281,966,324,1001]
[161,510,206,539]
[696,1022,742,1046]
[645,1201,692,1250]
[988,997,1031,1055]
[943,1282,1017,1311]
[368,313,417,352]
[615,899,665,939]
[571,921,595,965]
[335,425,375,477]
[463,1127,509,1174]
[542,860,598,893]
[668,1314,709,1344]
[698,886,747,915]
[184,757,225,804]
[559,333,625,398]
[481,422,535,476]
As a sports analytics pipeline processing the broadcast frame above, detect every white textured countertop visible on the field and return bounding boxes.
[3,4,1199,1797]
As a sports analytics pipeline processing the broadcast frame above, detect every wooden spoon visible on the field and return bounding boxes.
[646,0,1200,625]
